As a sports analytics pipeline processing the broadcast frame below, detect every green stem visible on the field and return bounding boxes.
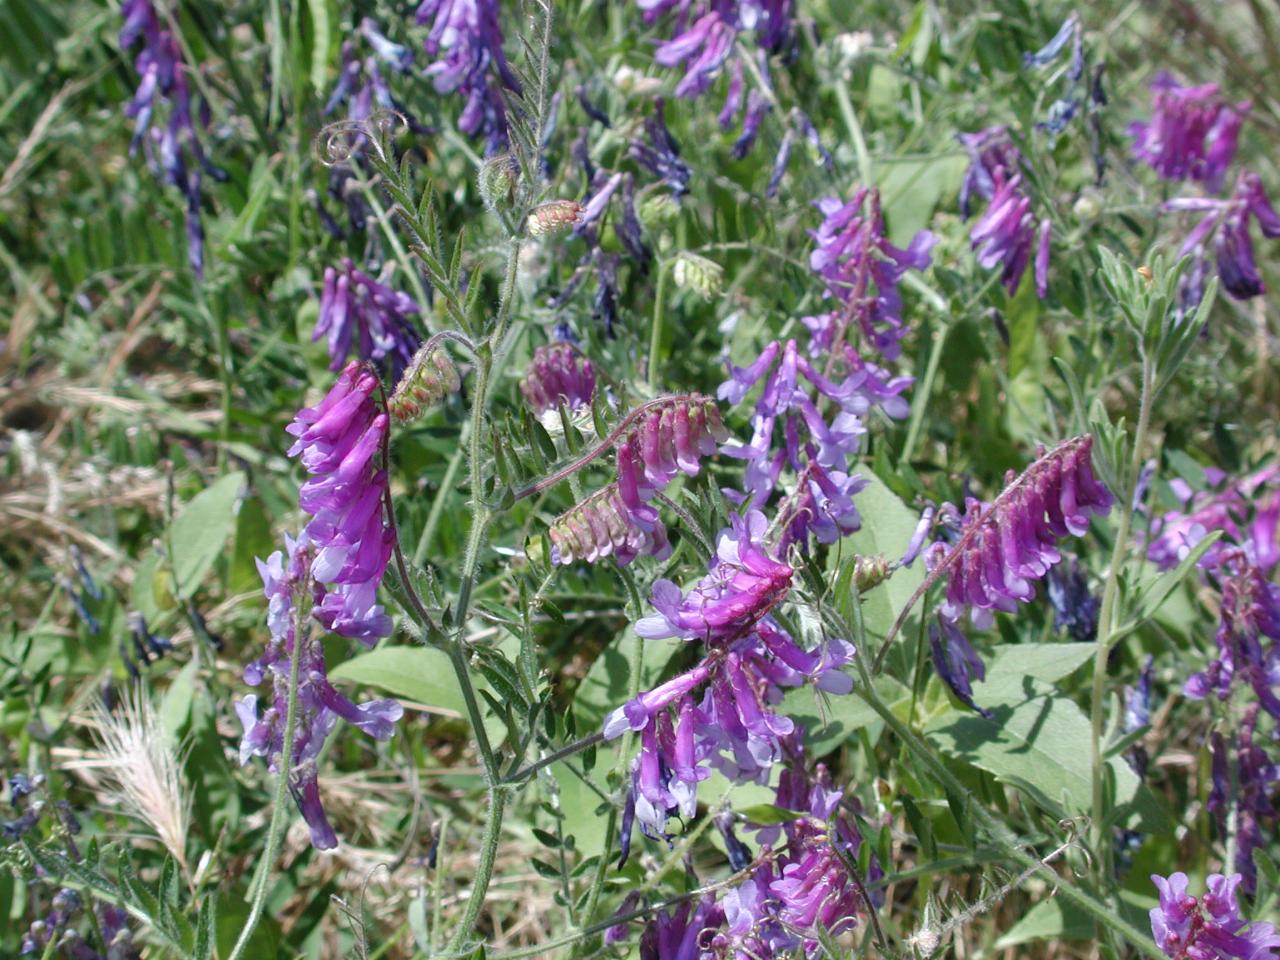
[227,591,307,960]
[853,655,1166,959]
[901,318,949,462]
[1090,353,1156,857]
[647,259,670,391]
[444,787,506,955]
[413,436,468,567]
[833,79,874,186]
[356,171,433,320]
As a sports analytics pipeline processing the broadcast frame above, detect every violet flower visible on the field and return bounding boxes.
[1163,171,1280,300]
[119,0,223,276]
[417,0,520,153]
[930,435,1113,627]
[1208,707,1278,893]
[314,260,422,378]
[1147,464,1280,573]
[1149,871,1280,959]
[1131,73,1250,192]
[930,615,992,718]
[520,343,596,418]
[236,533,403,849]
[958,126,1024,219]
[630,99,692,196]
[970,170,1050,297]
[286,362,395,643]
[810,188,936,359]
[1046,556,1101,642]
[639,898,725,960]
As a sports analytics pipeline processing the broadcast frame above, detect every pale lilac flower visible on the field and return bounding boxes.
[314,260,422,377]
[1131,73,1250,192]
[970,171,1040,297]
[1149,870,1280,959]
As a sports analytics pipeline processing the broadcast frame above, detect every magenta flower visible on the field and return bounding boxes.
[809,188,936,359]
[236,534,403,850]
[655,10,735,98]
[520,342,596,417]
[969,170,1047,297]
[1131,73,1250,192]
[1149,871,1280,959]
[286,362,394,644]
[314,260,422,377]
[1147,464,1280,573]
[614,395,728,499]
[931,435,1113,627]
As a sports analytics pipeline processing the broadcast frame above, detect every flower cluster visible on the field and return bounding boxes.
[924,436,1113,713]
[520,342,596,418]
[314,259,423,378]
[1149,871,1280,959]
[417,0,521,153]
[1131,73,1250,192]
[548,483,671,567]
[808,188,936,360]
[236,534,403,849]
[388,344,462,423]
[1147,465,1280,574]
[1208,707,1278,892]
[119,0,226,276]
[286,361,395,643]
[1163,171,1280,300]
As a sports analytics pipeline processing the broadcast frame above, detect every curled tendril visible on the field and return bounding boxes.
[313,109,408,167]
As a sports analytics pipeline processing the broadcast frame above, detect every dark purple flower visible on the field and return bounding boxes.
[970,170,1041,297]
[604,891,643,946]
[1150,871,1280,959]
[1046,556,1100,642]
[236,533,403,850]
[576,84,611,127]
[618,174,653,270]
[930,615,992,718]
[809,188,936,359]
[520,342,596,417]
[1131,73,1250,192]
[766,127,793,199]
[630,99,692,196]
[930,435,1113,627]
[60,575,100,635]
[314,260,422,378]
[639,898,725,960]
[731,89,771,159]
[958,126,1024,219]
[417,0,519,153]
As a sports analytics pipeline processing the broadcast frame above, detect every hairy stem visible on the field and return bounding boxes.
[444,787,507,955]
[1089,353,1155,859]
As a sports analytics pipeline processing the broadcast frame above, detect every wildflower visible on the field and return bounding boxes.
[236,534,403,849]
[774,461,867,552]
[655,10,736,98]
[1131,73,1250,192]
[1122,654,1154,777]
[1045,556,1101,642]
[521,344,595,418]
[70,545,101,601]
[286,362,395,643]
[618,174,653,269]
[639,898,725,960]
[1024,14,1085,135]
[417,0,520,153]
[1149,871,1280,959]
[930,435,1113,627]
[1164,171,1280,300]
[577,84,611,127]
[1147,464,1280,572]
[388,345,461,424]
[930,615,992,718]
[630,99,692,196]
[957,126,1023,218]
[1208,708,1279,892]
[809,188,936,359]
[614,395,727,499]
[548,483,671,567]
[59,575,100,635]
[314,260,422,378]
[970,171,1041,296]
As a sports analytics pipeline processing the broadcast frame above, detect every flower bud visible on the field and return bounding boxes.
[851,554,892,592]
[388,346,461,423]
[1072,188,1102,222]
[672,252,723,298]
[528,200,583,237]
[478,154,519,214]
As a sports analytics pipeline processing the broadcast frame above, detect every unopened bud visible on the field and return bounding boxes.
[672,252,723,298]
[851,554,892,592]
[389,346,461,423]
[1072,188,1102,222]
[478,154,519,214]
[528,200,583,237]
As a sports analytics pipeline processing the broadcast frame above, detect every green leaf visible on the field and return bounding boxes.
[994,897,1095,947]
[168,471,245,599]
[735,804,811,825]
[779,676,910,755]
[974,643,1096,701]
[329,646,465,716]
[1131,531,1223,626]
[194,895,217,960]
[306,0,333,93]
[838,472,925,639]
[925,692,1166,831]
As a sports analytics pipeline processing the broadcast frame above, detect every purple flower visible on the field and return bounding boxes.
[655,10,736,98]
[639,897,724,960]
[1131,73,1250,192]
[520,343,596,417]
[314,260,422,378]
[236,534,404,850]
[929,435,1113,627]
[1183,561,1280,721]
[1147,464,1280,572]
[615,396,728,499]
[958,126,1024,219]
[635,510,792,642]
[970,171,1042,297]
[119,0,219,276]
[930,615,992,718]
[1045,556,1101,642]
[1150,870,1280,959]
[286,362,395,644]
[809,188,936,359]
[417,0,519,153]
[630,99,692,196]
[774,461,867,552]
[548,483,672,567]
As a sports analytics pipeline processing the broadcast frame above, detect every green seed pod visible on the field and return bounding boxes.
[672,252,724,299]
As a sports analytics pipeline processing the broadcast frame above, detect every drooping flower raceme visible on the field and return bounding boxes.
[286,361,395,644]
[1149,871,1280,959]
[417,0,521,154]
[1147,464,1280,573]
[235,533,403,850]
[520,342,596,418]
[314,260,423,377]
[119,0,226,276]
[1163,171,1280,300]
[1131,73,1250,192]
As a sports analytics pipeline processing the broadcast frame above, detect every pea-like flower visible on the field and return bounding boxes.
[314,260,422,379]
[1163,171,1280,300]
[520,343,596,418]
[1149,871,1280,959]
[1131,73,1250,192]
